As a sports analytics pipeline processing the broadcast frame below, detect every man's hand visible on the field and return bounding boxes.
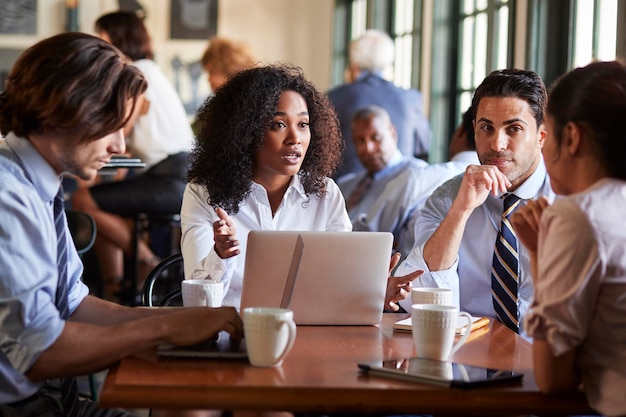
[385,252,423,311]
[164,306,244,345]
[213,207,240,258]
[453,164,512,212]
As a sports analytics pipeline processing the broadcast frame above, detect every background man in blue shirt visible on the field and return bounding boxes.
[339,105,473,261]
[338,105,429,257]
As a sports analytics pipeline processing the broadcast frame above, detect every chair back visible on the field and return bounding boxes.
[66,210,96,256]
[142,253,184,307]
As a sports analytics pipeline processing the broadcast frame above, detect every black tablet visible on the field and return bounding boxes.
[358,357,523,389]
[157,333,247,359]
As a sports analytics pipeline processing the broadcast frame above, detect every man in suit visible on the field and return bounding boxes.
[328,29,431,178]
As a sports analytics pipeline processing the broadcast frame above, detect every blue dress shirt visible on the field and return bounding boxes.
[0,133,89,403]
[337,152,429,254]
[338,151,470,258]
[397,160,556,338]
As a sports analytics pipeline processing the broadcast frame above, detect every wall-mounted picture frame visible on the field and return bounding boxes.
[170,0,218,40]
[0,0,37,35]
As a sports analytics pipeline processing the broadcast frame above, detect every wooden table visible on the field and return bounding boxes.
[99,314,594,415]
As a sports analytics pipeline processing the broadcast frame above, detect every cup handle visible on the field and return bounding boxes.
[450,312,472,357]
[273,319,297,365]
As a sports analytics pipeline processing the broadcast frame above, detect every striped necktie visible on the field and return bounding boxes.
[491,193,522,333]
[345,174,373,212]
[53,187,80,417]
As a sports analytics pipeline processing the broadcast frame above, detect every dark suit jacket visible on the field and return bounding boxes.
[327,71,431,178]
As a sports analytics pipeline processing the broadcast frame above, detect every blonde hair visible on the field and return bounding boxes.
[201,37,256,76]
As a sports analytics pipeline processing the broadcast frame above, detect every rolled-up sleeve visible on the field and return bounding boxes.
[396,181,462,312]
[524,201,599,356]
[0,186,66,373]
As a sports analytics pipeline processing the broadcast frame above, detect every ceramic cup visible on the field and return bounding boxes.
[243,307,297,367]
[181,279,224,307]
[411,304,472,361]
[411,287,453,306]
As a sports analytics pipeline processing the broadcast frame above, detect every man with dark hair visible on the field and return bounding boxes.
[397,69,556,337]
[0,33,242,417]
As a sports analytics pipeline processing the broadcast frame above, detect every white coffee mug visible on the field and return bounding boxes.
[181,279,223,307]
[243,307,297,367]
[411,304,472,361]
[411,287,453,306]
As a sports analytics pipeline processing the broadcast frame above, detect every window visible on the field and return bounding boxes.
[331,0,423,89]
[391,0,423,89]
[571,0,619,67]
[330,0,368,88]
[457,0,512,123]
[429,0,513,162]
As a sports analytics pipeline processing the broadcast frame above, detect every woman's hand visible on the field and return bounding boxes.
[511,196,551,254]
[213,207,240,258]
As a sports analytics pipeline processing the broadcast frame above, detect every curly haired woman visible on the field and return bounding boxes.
[181,64,353,308]
[181,64,418,314]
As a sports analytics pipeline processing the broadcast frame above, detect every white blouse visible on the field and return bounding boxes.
[181,175,352,309]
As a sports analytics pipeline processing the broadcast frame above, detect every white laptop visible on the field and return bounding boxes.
[240,230,393,325]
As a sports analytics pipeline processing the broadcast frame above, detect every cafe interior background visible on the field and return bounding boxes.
[0,0,625,163]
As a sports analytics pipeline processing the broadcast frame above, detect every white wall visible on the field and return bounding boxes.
[0,0,335,114]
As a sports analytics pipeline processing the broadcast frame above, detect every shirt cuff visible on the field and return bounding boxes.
[190,248,227,282]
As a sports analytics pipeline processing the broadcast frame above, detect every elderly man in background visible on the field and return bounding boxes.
[328,29,431,178]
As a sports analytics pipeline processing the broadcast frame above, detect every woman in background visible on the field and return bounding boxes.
[201,36,257,93]
[512,60,626,417]
[72,11,194,301]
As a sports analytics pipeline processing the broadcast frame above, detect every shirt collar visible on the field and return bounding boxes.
[371,150,404,180]
[251,174,309,201]
[507,157,548,200]
[6,132,61,204]
[356,70,383,82]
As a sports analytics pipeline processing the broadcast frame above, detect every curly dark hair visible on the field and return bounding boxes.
[188,64,343,214]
